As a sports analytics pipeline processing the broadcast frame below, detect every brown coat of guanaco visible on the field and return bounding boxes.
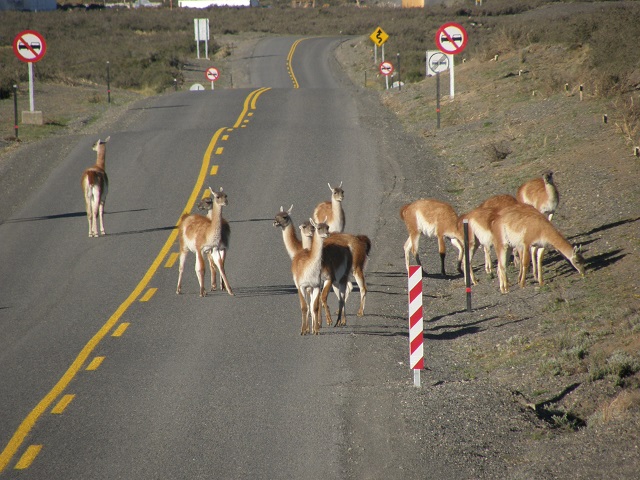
[517,171,559,221]
[490,203,584,293]
[81,136,110,237]
[400,199,463,276]
[176,187,233,297]
[313,182,345,233]
[300,220,371,320]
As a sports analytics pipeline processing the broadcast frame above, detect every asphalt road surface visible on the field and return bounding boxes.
[0,36,397,479]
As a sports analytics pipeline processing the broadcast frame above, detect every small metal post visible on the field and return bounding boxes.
[463,219,472,312]
[397,53,401,91]
[107,61,111,104]
[436,72,441,129]
[13,84,18,139]
[174,78,177,91]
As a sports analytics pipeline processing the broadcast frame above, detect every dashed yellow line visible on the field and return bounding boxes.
[86,356,105,371]
[111,323,129,337]
[14,445,41,470]
[139,288,157,302]
[51,395,75,415]
[0,87,271,474]
[165,252,179,268]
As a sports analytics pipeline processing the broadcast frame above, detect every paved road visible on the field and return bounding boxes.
[0,36,397,479]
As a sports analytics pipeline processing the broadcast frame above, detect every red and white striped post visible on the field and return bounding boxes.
[408,265,424,387]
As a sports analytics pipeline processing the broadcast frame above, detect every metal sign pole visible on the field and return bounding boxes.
[436,72,441,129]
[13,85,18,139]
[450,58,455,99]
[28,62,35,112]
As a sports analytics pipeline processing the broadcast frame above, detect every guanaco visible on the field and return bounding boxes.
[176,187,233,297]
[81,136,110,237]
[313,182,345,233]
[491,203,584,293]
[292,219,331,335]
[400,198,463,276]
[517,171,559,221]
[273,206,351,327]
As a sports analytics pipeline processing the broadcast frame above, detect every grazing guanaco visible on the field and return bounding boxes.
[313,182,345,233]
[81,136,110,237]
[176,187,233,297]
[463,194,520,276]
[400,199,463,276]
[491,203,584,293]
[517,171,559,221]
[273,206,351,327]
[292,219,331,335]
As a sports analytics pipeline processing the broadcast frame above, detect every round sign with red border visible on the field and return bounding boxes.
[435,22,468,55]
[13,30,47,63]
[205,67,220,82]
[379,61,394,77]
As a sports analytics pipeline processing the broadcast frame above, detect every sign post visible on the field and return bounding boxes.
[434,22,468,100]
[205,67,220,90]
[369,26,389,66]
[408,266,424,387]
[379,61,394,90]
[194,18,210,59]
[13,30,47,125]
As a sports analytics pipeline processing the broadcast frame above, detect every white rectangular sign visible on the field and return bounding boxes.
[194,18,209,41]
[426,50,452,77]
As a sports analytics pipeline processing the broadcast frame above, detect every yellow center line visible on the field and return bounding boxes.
[139,288,157,302]
[111,323,130,337]
[51,394,75,415]
[86,356,105,371]
[0,87,271,473]
[14,445,41,470]
[287,38,308,89]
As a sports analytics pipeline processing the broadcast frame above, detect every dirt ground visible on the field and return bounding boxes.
[333,31,640,478]
[1,30,639,478]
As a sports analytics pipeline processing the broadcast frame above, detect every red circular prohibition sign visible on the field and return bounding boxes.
[435,22,468,55]
[13,30,47,63]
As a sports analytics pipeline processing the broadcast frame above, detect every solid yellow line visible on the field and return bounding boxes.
[51,394,75,415]
[139,288,157,302]
[86,356,105,371]
[165,252,179,268]
[287,38,307,89]
[14,445,41,470]
[111,323,129,337]
[0,88,266,474]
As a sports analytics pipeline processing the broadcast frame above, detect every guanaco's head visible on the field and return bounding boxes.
[299,220,314,238]
[208,186,228,207]
[571,245,586,276]
[542,171,554,185]
[92,136,110,152]
[328,182,344,202]
[310,218,330,238]
[273,205,294,230]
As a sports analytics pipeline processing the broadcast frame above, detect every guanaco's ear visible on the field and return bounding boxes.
[338,181,342,188]
[103,136,110,143]
[309,218,316,227]
[208,186,215,196]
[327,183,333,191]
[287,204,293,214]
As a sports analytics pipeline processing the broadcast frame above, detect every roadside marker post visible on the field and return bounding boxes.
[463,219,472,312]
[408,266,424,387]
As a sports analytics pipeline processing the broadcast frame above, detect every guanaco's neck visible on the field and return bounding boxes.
[283,223,303,259]
[96,146,106,170]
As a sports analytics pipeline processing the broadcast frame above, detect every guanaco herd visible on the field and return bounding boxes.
[82,138,584,335]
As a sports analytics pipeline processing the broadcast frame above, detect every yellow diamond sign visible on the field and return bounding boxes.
[370,27,389,47]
